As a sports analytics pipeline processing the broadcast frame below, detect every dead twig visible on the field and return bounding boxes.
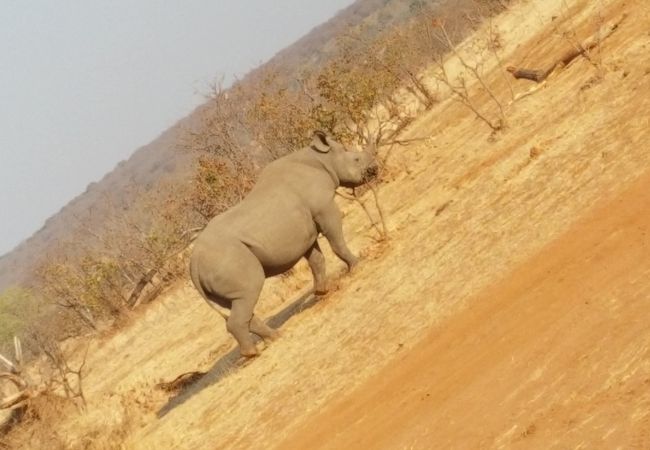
[155,371,206,393]
[381,136,431,146]
[336,190,385,239]
[367,184,388,239]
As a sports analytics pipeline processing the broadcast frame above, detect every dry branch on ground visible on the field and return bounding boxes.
[0,337,34,416]
[507,14,626,83]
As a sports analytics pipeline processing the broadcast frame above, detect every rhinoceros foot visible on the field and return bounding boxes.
[240,344,260,358]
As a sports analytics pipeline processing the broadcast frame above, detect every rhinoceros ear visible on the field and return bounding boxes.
[310,130,330,153]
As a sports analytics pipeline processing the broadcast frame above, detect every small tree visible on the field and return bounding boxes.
[187,155,255,224]
[38,256,115,331]
[181,78,259,224]
[413,0,511,131]
[243,67,326,156]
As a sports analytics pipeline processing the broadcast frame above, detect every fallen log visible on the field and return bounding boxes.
[507,13,627,83]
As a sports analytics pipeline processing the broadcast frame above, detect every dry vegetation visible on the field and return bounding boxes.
[1,0,503,352]
[3,0,650,447]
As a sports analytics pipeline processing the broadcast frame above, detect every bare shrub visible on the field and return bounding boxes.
[428,17,506,131]
[180,79,260,228]
[243,68,325,156]
[38,255,122,330]
[187,155,255,224]
[26,331,89,410]
[0,331,95,448]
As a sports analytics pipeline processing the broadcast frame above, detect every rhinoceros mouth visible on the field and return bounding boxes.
[364,165,379,180]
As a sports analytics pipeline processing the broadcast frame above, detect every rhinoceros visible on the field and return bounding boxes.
[189,131,378,357]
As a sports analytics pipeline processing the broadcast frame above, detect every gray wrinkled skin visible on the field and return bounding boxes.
[189,131,378,357]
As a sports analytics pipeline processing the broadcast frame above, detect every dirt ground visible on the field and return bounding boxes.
[5,0,650,448]
[282,169,650,449]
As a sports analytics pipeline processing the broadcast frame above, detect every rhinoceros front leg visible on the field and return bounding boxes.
[305,241,328,295]
[315,200,359,271]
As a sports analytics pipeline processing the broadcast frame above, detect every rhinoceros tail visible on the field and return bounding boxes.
[188,255,204,297]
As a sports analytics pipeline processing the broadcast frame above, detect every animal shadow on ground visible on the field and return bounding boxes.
[157,289,319,418]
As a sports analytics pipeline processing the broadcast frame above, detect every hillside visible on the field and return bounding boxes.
[0,122,189,289]
[0,0,416,292]
[3,0,650,447]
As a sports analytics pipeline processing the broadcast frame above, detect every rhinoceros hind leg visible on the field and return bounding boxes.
[228,298,260,357]
[250,316,280,341]
[222,255,265,358]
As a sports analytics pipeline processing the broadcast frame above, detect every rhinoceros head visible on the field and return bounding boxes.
[310,131,378,188]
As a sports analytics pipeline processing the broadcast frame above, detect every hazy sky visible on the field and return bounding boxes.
[0,0,354,256]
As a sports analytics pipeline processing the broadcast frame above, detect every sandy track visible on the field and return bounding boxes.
[281,168,650,449]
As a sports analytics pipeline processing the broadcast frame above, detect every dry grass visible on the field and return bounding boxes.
[4,0,650,447]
